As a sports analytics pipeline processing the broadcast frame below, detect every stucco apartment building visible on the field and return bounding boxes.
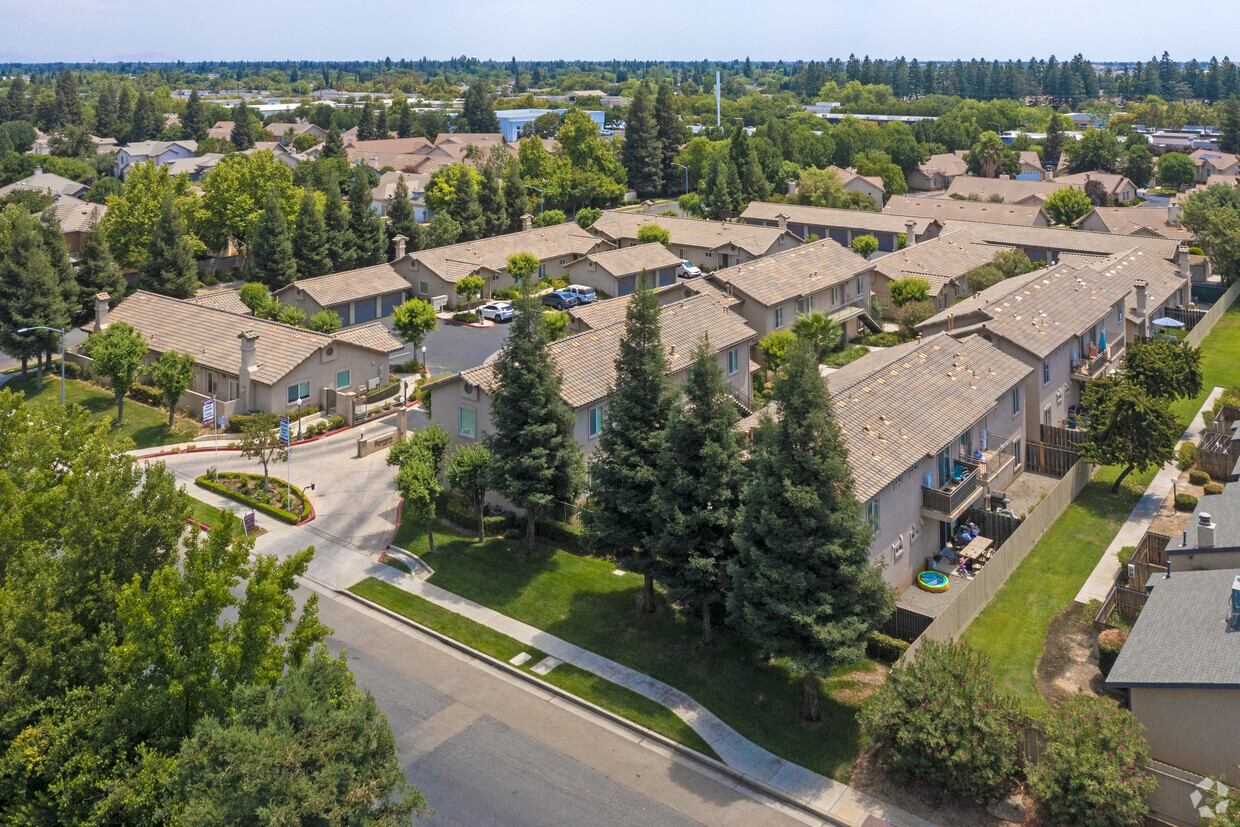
[934,220,1184,266]
[562,242,685,297]
[1053,171,1138,204]
[88,290,400,420]
[739,332,1032,590]
[1189,148,1240,184]
[884,195,1052,228]
[870,229,1012,315]
[275,262,414,326]
[907,151,970,191]
[706,238,878,341]
[426,291,760,461]
[588,210,800,272]
[738,201,942,252]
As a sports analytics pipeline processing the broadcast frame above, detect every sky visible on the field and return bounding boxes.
[2,0,1239,64]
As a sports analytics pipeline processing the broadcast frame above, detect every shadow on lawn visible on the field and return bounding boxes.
[421,531,560,608]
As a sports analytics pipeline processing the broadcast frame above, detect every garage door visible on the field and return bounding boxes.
[617,276,635,296]
[353,301,377,324]
[658,268,675,287]
[380,291,405,317]
[327,304,350,325]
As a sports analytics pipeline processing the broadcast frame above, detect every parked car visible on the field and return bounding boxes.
[541,291,580,310]
[479,301,515,322]
[562,284,597,304]
[677,260,703,278]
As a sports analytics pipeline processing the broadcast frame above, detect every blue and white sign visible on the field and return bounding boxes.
[279,416,290,446]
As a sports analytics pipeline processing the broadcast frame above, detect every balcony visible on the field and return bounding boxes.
[921,459,984,522]
[827,294,869,323]
[1070,337,1125,381]
[970,433,1020,483]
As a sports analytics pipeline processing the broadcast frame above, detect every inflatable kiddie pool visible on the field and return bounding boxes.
[916,570,949,592]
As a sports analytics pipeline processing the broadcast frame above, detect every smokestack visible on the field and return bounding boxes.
[93,292,110,333]
[1134,279,1148,316]
[393,234,407,261]
[521,213,533,232]
[1179,245,1191,279]
[905,219,917,247]
[238,330,258,408]
[776,212,788,231]
[1198,512,1215,548]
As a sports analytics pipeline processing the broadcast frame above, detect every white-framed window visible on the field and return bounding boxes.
[206,373,216,395]
[727,348,739,375]
[493,273,500,281]
[559,258,566,266]
[867,498,880,536]
[538,263,547,278]
[807,293,814,312]
[227,379,239,401]
[831,285,841,305]
[287,381,310,403]
[419,281,429,294]
[1012,386,1021,415]
[774,307,784,328]
[458,407,476,439]
[1042,359,1050,385]
[588,404,604,437]
[911,521,920,540]
[336,369,351,389]
[856,276,864,296]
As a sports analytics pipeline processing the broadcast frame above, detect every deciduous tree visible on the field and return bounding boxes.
[394,445,442,554]
[83,321,148,424]
[308,309,342,334]
[888,277,930,308]
[446,443,494,541]
[1156,151,1196,190]
[1082,377,1182,492]
[238,412,288,490]
[151,349,196,427]
[1122,338,1203,402]
[391,298,438,354]
[1044,186,1093,224]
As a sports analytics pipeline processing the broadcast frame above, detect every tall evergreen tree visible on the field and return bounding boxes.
[230,102,255,150]
[251,189,298,289]
[652,340,743,640]
[728,342,894,722]
[478,159,508,237]
[1043,111,1064,168]
[654,81,681,191]
[585,278,673,614]
[75,213,127,317]
[130,91,159,142]
[450,167,485,241]
[621,81,662,195]
[139,193,199,298]
[356,105,376,141]
[2,74,28,122]
[94,84,118,139]
[391,98,414,138]
[54,68,83,128]
[461,82,500,133]
[292,190,331,279]
[182,89,207,141]
[0,208,70,385]
[486,258,584,553]
[503,161,527,232]
[115,85,133,141]
[384,176,423,257]
[322,177,354,271]
[347,173,385,267]
[1220,95,1240,154]
[742,144,770,201]
[321,125,346,159]
[374,105,388,139]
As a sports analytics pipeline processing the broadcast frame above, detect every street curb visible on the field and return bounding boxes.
[336,588,849,827]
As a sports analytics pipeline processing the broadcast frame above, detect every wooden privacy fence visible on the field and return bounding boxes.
[1126,530,1172,590]
[965,506,1024,549]
[1038,423,1087,449]
[1025,440,1080,477]
[1186,279,1240,347]
[1197,430,1240,482]
[1093,586,1149,632]
[902,460,1093,663]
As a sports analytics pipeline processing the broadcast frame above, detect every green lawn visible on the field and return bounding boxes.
[361,523,886,781]
[962,305,1240,714]
[3,375,200,449]
[350,578,720,760]
[187,497,246,539]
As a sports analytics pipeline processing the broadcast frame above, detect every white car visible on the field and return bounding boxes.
[562,284,597,304]
[478,301,515,322]
[677,260,703,278]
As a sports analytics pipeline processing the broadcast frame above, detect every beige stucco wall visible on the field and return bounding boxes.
[403,252,590,309]
[732,272,871,340]
[1168,549,1240,571]
[1130,686,1240,779]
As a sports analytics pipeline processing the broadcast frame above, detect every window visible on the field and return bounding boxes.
[960,429,971,453]
[458,407,476,439]
[1044,407,1051,428]
[911,521,920,540]
[1014,437,1022,465]
[807,293,814,312]
[867,499,880,536]
[1012,386,1021,415]
[894,472,903,488]
[335,369,351,389]
[727,348,739,375]
[774,307,784,328]
[705,250,713,258]
[1043,359,1050,385]
[493,274,500,281]
[588,405,604,438]
[678,248,684,257]
[539,263,546,278]
[1117,304,1122,323]
[227,379,239,402]
[206,373,215,395]
[287,381,310,404]
[559,258,566,266]
[418,281,429,295]
[831,285,841,305]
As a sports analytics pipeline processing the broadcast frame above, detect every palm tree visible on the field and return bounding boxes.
[969,131,1007,178]
[792,311,844,360]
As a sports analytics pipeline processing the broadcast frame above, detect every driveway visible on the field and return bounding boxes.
[381,316,512,374]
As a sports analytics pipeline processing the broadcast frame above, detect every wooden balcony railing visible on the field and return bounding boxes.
[921,460,981,516]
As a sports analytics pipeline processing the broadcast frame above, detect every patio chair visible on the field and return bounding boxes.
[951,463,967,483]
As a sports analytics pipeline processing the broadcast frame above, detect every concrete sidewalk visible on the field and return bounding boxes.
[1075,387,1225,603]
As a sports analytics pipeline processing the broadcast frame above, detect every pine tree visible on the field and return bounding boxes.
[54,68,83,128]
[1220,95,1240,154]
[478,159,507,238]
[374,105,388,139]
[347,173,385,267]
[75,212,127,316]
[701,151,741,217]
[292,190,331,279]
[585,278,673,613]
[486,260,584,553]
[385,176,423,256]
[251,189,298,289]
[131,91,159,142]
[1043,112,1064,168]
[450,168,485,241]
[321,125,346,159]
[461,83,500,133]
[356,105,376,141]
[182,89,206,141]
[230,102,254,150]
[621,81,662,195]
[652,340,744,641]
[0,209,70,385]
[115,85,133,141]
[728,342,894,722]
[94,84,118,139]
[2,75,27,123]
[392,98,414,138]
[503,161,527,232]
[139,193,199,299]
[36,211,79,368]
[742,144,770,201]
[654,81,681,192]
[323,178,354,271]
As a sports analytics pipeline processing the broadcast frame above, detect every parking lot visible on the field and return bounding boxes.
[381,314,513,375]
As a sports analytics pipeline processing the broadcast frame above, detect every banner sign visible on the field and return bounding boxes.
[279,416,290,446]
[202,398,215,425]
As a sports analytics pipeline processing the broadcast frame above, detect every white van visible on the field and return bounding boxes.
[562,284,597,304]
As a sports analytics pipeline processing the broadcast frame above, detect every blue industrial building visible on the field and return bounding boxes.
[496,109,605,141]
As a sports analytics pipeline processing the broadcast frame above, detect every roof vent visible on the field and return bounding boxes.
[1199,512,1215,548]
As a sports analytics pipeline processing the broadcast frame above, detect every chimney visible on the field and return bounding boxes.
[641,199,654,215]
[1198,512,1215,548]
[521,213,533,232]
[393,234,407,261]
[93,292,110,333]
[34,164,42,176]
[787,180,798,197]
[905,219,917,247]
[238,330,259,407]
[776,212,788,231]
[1168,201,1181,226]
[1179,244,1190,279]
[1134,279,1148,315]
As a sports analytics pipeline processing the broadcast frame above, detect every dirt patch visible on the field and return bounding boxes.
[849,747,1031,825]
[1035,603,1118,708]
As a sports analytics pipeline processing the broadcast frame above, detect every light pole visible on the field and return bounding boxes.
[17,326,65,406]
[421,345,427,378]
[296,398,302,440]
[525,184,544,214]
[672,162,688,197]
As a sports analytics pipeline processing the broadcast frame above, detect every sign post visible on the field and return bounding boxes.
[242,510,256,536]
[203,397,217,479]
[279,415,291,509]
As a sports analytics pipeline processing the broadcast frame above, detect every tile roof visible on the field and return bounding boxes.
[739,333,1031,501]
[118,140,198,157]
[274,262,411,307]
[591,210,795,257]
[1077,207,1195,241]
[871,230,1009,296]
[410,223,605,283]
[577,242,684,278]
[0,172,87,199]
[708,237,872,306]
[334,321,405,353]
[739,201,938,237]
[936,220,1183,260]
[1052,171,1136,197]
[1190,148,1240,172]
[54,198,105,234]
[568,282,737,330]
[826,165,884,192]
[457,292,758,409]
[105,291,387,386]
[917,152,970,179]
[187,289,251,315]
[1106,568,1240,689]
[163,153,225,177]
[372,170,431,202]
[344,136,434,156]
[884,195,1049,227]
[944,177,1060,203]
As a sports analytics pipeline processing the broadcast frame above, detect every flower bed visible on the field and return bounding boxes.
[195,472,311,524]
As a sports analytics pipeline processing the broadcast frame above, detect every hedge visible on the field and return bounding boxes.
[1204,482,1224,495]
[128,383,163,406]
[1175,493,1199,512]
[1176,441,1196,471]
[1097,628,1128,678]
[362,380,402,403]
[195,472,310,524]
[534,516,583,549]
[865,631,909,663]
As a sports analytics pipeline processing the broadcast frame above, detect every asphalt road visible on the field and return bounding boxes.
[313,589,815,827]
[384,316,512,374]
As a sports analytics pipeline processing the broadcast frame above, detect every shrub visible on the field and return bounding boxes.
[574,206,602,228]
[1188,246,1204,255]
[226,414,253,433]
[60,360,82,380]
[851,234,879,257]
[452,311,478,323]
[677,193,702,217]
[857,332,902,348]
[1175,493,1199,511]
[758,329,797,371]
[1027,694,1155,827]
[532,209,567,227]
[1177,441,1196,471]
[534,516,583,549]
[1116,545,1136,570]
[492,286,520,301]
[196,472,310,524]
[636,223,670,245]
[1097,628,1129,678]
[896,299,936,339]
[1205,482,1224,495]
[861,640,1023,802]
[127,383,163,406]
[327,414,346,429]
[1189,469,1210,486]
[819,344,868,368]
[889,277,930,307]
[442,493,514,535]
[865,631,909,663]
[393,358,423,374]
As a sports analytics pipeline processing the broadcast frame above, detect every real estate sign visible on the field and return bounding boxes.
[202,398,215,426]
[279,416,290,446]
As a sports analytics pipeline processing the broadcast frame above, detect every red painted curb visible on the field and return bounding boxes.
[439,316,493,328]
[296,497,316,526]
[386,497,404,549]
[140,423,356,459]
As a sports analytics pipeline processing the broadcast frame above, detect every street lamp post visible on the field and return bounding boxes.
[17,326,65,406]
[525,184,544,214]
[421,345,428,378]
[296,398,302,440]
[672,162,688,197]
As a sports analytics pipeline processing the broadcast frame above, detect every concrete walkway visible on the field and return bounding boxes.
[1075,387,1225,603]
